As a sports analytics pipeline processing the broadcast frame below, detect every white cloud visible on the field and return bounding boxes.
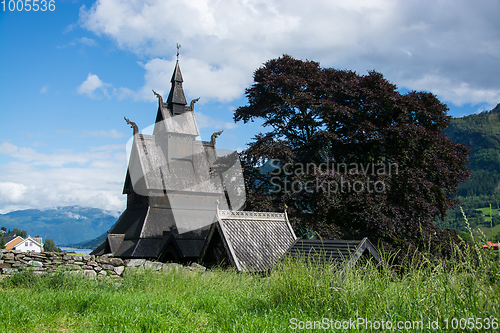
[76,37,98,46]
[403,74,500,108]
[0,141,125,168]
[77,73,111,99]
[0,142,127,214]
[114,58,249,103]
[79,0,500,107]
[40,85,49,94]
[195,112,237,130]
[57,36,98,49]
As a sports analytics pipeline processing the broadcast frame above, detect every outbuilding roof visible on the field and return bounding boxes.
[199,209,297,272]
[285,238,383,268]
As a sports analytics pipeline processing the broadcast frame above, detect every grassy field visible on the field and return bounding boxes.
[1,245,499,332]
[476,207,500,218]
[473,206,500,240]
[476,224,500,240]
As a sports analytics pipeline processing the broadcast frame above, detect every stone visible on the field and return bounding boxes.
[109,258,124,267]
[98,270,107,276]
[82,265,93,270]
[101,264,115,271]
[114,266,125,276]
[29,254,45,260]
[73,262,84,265]
[27,260,43,267]
[126,259,146,267]
[163,263,182,273]
[73,255,83,262]
[64,264,81,270]
[3,253,14,260]
[2,268,18,274]
[190,263,206,272]
[0,263,10,269]
[62,254,73,261]
[144,261,163,271]
[96,257,112,265]
[82,255,91,262]
[82,270,97,278]
[93,266,102,272]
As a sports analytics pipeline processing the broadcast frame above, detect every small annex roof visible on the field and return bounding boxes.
[199,209,297,272]
[285,238,384,269]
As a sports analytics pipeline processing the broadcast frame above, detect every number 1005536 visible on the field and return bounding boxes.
[2,0,55,11]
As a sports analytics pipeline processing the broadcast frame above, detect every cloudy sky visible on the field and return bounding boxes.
[0,0,499,214]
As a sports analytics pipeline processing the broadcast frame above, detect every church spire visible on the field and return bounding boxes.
[166,45,187,114]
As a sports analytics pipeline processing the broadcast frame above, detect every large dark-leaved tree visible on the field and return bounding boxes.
[235,55,471,257]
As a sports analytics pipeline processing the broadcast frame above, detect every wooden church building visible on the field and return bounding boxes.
[92,60,243,262]
[92,60,385,273]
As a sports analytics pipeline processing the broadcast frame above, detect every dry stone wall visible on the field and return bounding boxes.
[0,250,206,279]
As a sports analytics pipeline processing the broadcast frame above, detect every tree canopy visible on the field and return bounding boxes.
[43,238,62,252]
[235,55,471,256]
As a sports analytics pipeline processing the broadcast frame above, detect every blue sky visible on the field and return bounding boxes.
[0,0,499,214]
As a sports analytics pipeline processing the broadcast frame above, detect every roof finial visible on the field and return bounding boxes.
[215,199,220,214]
[210,129,224,147]
[124,117,139,135]
[176,43,181,61]
[152,89,163,106]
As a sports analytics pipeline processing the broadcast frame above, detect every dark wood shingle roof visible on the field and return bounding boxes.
[199,210,297,272]
[285,238,383,268]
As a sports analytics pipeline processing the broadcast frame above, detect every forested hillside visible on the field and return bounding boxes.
[437,103,500,238]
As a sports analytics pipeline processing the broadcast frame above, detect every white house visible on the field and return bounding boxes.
[13,236,43,253]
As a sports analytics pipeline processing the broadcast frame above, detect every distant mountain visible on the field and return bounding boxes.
[69,223,117,250]
[437,103,500,236]
[443,103,500,199]
[0,206,120,246]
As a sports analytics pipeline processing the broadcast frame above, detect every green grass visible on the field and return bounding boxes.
[1,248,499,332]
[476,207,500,217]
[476,224,500,240]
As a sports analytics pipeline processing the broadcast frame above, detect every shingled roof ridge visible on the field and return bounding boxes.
[217,209,285,221]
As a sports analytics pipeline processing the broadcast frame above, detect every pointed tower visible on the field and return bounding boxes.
[92,61,234,262]
[167,61,188,115]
